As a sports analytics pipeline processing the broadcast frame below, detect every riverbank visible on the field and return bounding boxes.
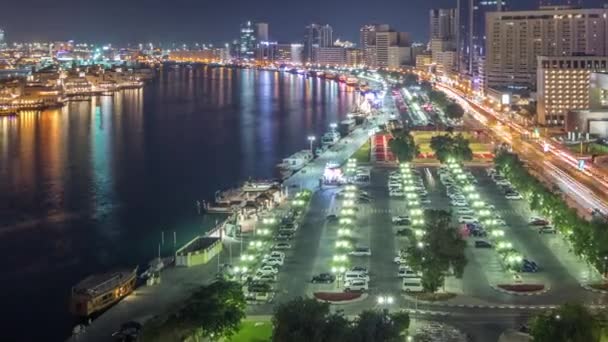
[66,82,391,342]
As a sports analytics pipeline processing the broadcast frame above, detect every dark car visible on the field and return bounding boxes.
[326,214,339,222]
[521,259,539,273]
[529,218,549,226]
[311,273,335,284]
[112,321,142,342]
[474,240,493,248]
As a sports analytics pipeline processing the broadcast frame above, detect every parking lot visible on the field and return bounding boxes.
[243,160,605,316]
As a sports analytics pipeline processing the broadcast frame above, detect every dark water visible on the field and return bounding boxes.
[0,67,355,341]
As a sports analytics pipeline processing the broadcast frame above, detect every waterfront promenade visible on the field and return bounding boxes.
[66,96,392,342]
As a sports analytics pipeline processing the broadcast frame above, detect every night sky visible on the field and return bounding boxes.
[2,0,608,45]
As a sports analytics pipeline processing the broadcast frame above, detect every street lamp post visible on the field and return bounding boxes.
[307,136,316,154]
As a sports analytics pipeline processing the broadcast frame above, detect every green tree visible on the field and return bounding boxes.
[349,310,410,342]
[388,129,420,162]
[429,134,473,163]
[405,210,467,292]
[445,102,465,120]
[141,279,246,342]
[272,297,349,342]
[530,303,605,342]
[428,90,449,109]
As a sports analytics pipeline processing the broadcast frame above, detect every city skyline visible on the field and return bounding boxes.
[3,0,606,45]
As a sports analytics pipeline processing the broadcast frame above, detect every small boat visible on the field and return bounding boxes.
[325,73,336,80]
[321,131,340,146]
[277,150,313,173]
[346,77,358,86]
[69,267,137,317]
[338,75,347,83]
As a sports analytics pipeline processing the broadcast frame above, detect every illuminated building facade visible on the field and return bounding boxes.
[487,6,608,90]
[239,21,256,60]
[537,56,608,125]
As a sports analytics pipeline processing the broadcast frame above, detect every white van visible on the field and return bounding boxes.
[343,271,370,282]
[402,278,423,292]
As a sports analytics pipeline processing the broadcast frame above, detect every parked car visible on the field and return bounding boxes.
[272,242,291,250]
[506,193,523,200]
[402,278,423,292]
[349,247,372,256]
[456,208,474,216]
[394,256,408,265]
[350,266,369,275]
[344,279,368,292]
[311,273,335,284]
[343,271,370,282]
[326,214,339,222]
[451,200,468,207]
[529,217,549,226]
[389,190,404,197]
[398,266,420,278]
[458,216,478,224]
[264,257,284,267]
[474,240,493,248]
[253,273,277,283]
[258,266,279,275]
[520,259,539,273]
[539,225,557,234]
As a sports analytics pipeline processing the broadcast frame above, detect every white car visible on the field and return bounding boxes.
[451,200,468,207]
[402,278,423,292]
[394,256,408,264]
[265,251,285,259]
[455,208,474,215]
[506,193,523,200]
[389,191,404,197]
[344,279,368,292]
[398,266,421,278]
[264,257,284,266]
[257,266,279,275]
[253,273,277,283]
[349,247,371,256]
[388,181,402,187]
[272,243,291,250]
[458,216,478,224]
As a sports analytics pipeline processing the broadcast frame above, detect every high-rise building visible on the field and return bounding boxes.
[304,24,334,63]
[239,21,256,60]
[360,24,391,66]
[486,6,608,90]
[537,56,608,125]
[430,8,458,41]
[0,28,5,48]
[455,0,505,75]
[361,25,410,68]
[255,23,269,42]
[276,43,292,63]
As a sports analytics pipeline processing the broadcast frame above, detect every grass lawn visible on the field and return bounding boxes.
[351,139,371,163]
[228,320,272,342]
[566,143,608,155]
[411,131,491,154]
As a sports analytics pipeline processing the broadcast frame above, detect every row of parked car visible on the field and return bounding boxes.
[387,169,431,204]
[487,168,523,200]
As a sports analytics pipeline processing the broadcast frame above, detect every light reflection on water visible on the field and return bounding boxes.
[0,67,355,340]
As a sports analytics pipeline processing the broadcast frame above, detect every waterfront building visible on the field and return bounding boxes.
[304,24,333,63]
[257,41,277,62]
[314,46,346,66]
[363,27,411,68]
[537,56,608,125]
[360,24,390,66]
[275,43,292,63]
[168,49,221,63]
[346,48,364,67]
[239,21,256,60]
[486,6,608,90]
[291,43,304,64]
[416,53,433,71]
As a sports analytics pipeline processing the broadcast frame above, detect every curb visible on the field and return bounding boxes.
[581,283,608,294]
[404,309,451,316]
[312,293,369,305]
[490,284,550,296]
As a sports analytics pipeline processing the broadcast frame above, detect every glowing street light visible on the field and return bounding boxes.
[377,295,394,305]
[307,135,316,153]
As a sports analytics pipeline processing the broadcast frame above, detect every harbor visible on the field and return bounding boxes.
[65,74,390,342]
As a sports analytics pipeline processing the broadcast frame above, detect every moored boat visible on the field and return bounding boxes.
[69,267,137,317]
